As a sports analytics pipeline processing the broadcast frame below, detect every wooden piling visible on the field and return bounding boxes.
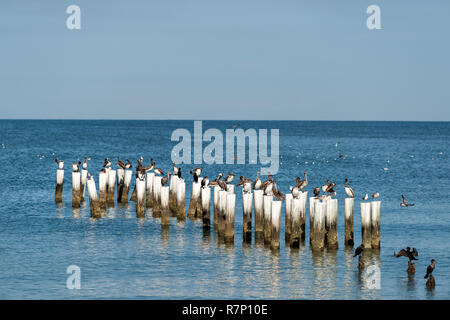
[254,190,264,237]
[161,186,170,225]
[120,169,132,203]
[285,193,293,243]
[55,169,64,203]
[187,181,201,219]
[98,171,107,209]
[224,193,236,243]
[242,192,252,242]
[169,175,178,215]
[371,201,381,249]
[361,202,372,249]
[344,198,354,246]
[271,201,282,250]
[152,175,162,217]
[116,168,124,201]
[213,185,220,229]
[130,182,137,202]
[72,172,81,208]
[325,198,338,249]
[146,172,154,208]
[176,179,186,220]
[263,195,273,245]
[311,201,326,250]
[80,169,87,202]
[201,187,211,228]
[290,198,301,248]
[309,197,317,244]
[136,177,145,218]
[299,191,308,241]
[87,177,101,218]
[218,190,227,237]
[107,169,116,205]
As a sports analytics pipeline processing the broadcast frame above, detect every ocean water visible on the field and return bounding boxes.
[0,120,449,300]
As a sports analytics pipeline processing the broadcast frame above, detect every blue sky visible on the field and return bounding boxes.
[0,0,449,120]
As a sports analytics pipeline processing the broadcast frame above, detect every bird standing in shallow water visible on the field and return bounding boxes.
[401,195,414,207]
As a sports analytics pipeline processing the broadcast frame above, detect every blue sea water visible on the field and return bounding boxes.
[0,120,449,299]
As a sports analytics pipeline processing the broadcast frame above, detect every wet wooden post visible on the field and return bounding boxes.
[285,193,293,243]
[271,201,282,250]
[371,200,381,249]
[107,169,116,206]
[169,175,178,215]
[187,180,201,220]
[98,171,107,209]
[176,179,186,220]
[160,186,170,225]
[309,197,317,244]
[213,185,220,230]
[311,201,326,250]
[153,175,162,217]
[344,198,355,246]
[87,177,101,218]
[136,177,145,218]
[80,169,87,202]
[263,195,273,245]
[120,169,132,203]
[290,198,301,248]
[325,198,338,249]
[361,202,372,249]
[201,187,211,229]
[130,178,137,202]
[72,171,81,208]
[218,190,227,237]
[299,191,308,241]
[254,190,264,240]
[224,193,236,243]
[116,168,124,202]
[146,172,154,209]
[195,177,204,219]
[242,192,252,242]
[55,169,64,203]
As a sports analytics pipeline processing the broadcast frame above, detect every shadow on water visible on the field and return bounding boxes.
[161,225,170,247]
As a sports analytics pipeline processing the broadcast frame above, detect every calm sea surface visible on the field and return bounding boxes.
[0,120,449,299]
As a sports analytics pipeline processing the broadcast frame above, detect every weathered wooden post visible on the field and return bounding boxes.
[242,192,252,242]
[299,191,308,242]
[72,171,81,208]
[136,177,145,218]
[263,195,273,245]
[201,187,211,229]
[169,175,178,215]
[161,186,170,225]
[254,190,264,241]
[187,180,201,219]
[325,198,338,249]
[98,171,107,209]
[153,175,162,217]
[344,198,354,246]
[309,196,317,244]
[116,168,124,202]
[271,201,282,250]
[218,190,227,237]
[55,169,64,203]
[361,202,372,249]
[290,198,301,248]
[213,185,220,230]
[80,169,87,202]
[285,193,293,243]
[87,177,101,218]
[107,169,116,206]
[176,179,186,220]
[371,200,381,249]
[224,193,236,243]
[311,201,326,250]
[120,169,132,203]
[146,172,154,208]
[130,181,137,202]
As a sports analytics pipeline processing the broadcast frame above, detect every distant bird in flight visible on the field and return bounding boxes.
[394,247,418,262]
[400,195,414,207]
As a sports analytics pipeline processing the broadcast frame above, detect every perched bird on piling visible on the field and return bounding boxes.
[172,162,179,176]
[313,187,321,197]
[372,192,380,199]
[55,158,64,169]
[290,186,300,199]
[296,171,308,190]
[82,157,88,169]
[424,259,436,279]
[201,176,210,189]
[137,170,145,181]
[401,195,414,207]
[394,247,419,262]
[177,167,182,179]
[190,167,202,183]
[362,193,369,201]
[344,178,354,198]
[273,188,285,201]
[103,158,112,168]
[153,162,164,176]
[354,244,365,257]
[261,174,273,191]
[243,181,252,194]
[264,180,274,196]
[87,173,93,180]
[72,161,81,172]
[225,172,235,184]
[321,179,331,193]
[125,160,132,169]
[253,171,262,190]
[118,157,126,169]
[136,158,143,172]
[217,178,228,191]
[209,173,223,186]
[161,172,171,186]
[326,182,336,194]
[142,158,153,172]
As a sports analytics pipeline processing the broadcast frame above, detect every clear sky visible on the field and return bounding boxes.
[0,0,449,120]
